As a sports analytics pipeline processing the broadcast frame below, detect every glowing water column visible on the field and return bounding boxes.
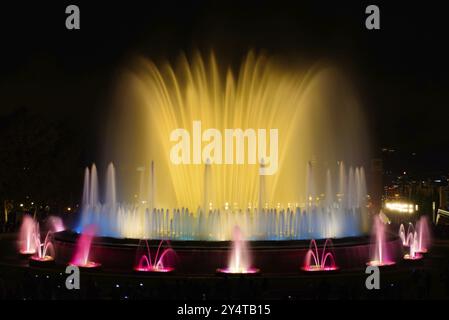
[18,215,37,255]
[217,226,259,274]
[399,215,431,261]
[134,240,175,273]
[70,225,101,269]
[302,239,338,272]
[367,215,395,267]
[30,224,56,265]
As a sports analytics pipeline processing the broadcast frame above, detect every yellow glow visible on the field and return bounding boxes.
[108,52,368,210]
[385,201,415,214]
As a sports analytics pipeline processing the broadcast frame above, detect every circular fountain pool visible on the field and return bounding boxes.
[51,52,388,275]
[53,231,403,274]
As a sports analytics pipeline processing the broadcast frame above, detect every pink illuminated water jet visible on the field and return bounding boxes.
[398,216,431,260]
[302,239,338,272]
[367,214,395,267]
[415,216,431,254]
[30,223,55,265]
[47,216,65,233]
[403,230,423,261]
[70,225,101,268]
[399,223,415,247]
[18,215,37,255]
[217,226,259,274]
[134,240,175,273]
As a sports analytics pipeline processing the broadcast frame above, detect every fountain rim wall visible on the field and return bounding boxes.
[53,231,403,273]
[54,230,394,250]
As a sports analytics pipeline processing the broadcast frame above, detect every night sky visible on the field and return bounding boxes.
[0,0,448,202]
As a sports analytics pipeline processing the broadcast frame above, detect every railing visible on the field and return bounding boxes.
[436,209,449,225]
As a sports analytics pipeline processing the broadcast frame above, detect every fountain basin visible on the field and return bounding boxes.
[70,262,102,269]
[19,250,36,257]
[53,231,402,274]
[366,260,396,268]
[216,267,260,275]
[301,265,339,273]
[29,255,55,267]
[134,266,174,273]
[403,253,423,261]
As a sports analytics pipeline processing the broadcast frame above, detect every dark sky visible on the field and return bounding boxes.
[0,0,448,173]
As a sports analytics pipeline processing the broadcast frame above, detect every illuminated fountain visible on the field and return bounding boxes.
[134,240,176,273]
[74,51,369,241]
[217,226,259,274]
[415,216,431,254]
[18,215,37,255]
[399,223,415,247]
[29,224,56,266]
[367,215,395,267]
[403,231,423,261]
[399,216,431,260]
[302,239,338,272]
[49,52,390,272]
[77,161,368,241]
[70,225,101,269]
[47,216,65,233]
[19,215,63,262]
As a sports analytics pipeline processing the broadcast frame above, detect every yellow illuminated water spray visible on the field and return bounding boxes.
[80,51,370,240]
[108,51,368,210]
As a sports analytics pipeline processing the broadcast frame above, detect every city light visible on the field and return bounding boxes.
[384,201,415,214]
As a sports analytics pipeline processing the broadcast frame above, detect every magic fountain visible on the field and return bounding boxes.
[50,52,403,273]
[75,52,369,238]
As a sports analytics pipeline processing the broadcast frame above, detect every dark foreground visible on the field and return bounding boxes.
[2,233,449,300]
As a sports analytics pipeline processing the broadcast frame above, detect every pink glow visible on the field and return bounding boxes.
[47,216,65,233]
[70,225,101,268]
[18,215,37,255]
[415,216,431,254]
[399,223,415,247]
[404,230,424,261]
[367,214,396,267]
[32,223,55,262]
[72,261,101,268]
[134,240,176,273]
[302,239,338,272]
[134,265,174,272]
[398,216,431,260]
[403,253,423,260]
[216,267,260,274]
[217,226,259,274]
[366,260,396,267]
[30,255,54,262]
